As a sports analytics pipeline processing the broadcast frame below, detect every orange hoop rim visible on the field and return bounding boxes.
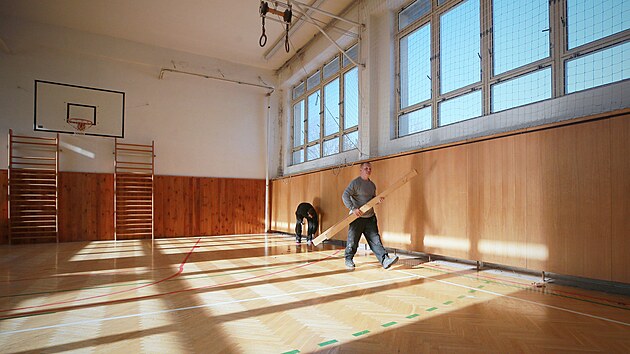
[67,118,94,132]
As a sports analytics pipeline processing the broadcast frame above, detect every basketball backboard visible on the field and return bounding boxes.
[34,80,124,138]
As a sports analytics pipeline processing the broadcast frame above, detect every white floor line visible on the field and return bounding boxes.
[393,267,629,326]
[0,274,418,335]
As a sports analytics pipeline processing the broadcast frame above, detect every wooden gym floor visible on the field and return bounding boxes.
[1,234,628,353]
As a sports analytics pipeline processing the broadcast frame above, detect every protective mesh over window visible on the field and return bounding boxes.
[306,144,320,161]
[307,70,321,90]
[307,92,320,143]
[566,42,630,93]
[343,131,358,151]
[439,90,482,126]
[492,68,552,112]
[567,0,629,49]
[399,106,432,137]
[400,23,431,108]
[323,137,339,156]
[440,0,480,94]
[344,67,359,129]
[323,78,340,136]
[293,100,304,147]
[292,82,305,100]
[493,0,549,75]
[343,44,359,67]
[323,57,340,80]
[399,0,431,31]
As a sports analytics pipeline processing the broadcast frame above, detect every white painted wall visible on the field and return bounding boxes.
[273,0,629,179]
[0,16,277,179]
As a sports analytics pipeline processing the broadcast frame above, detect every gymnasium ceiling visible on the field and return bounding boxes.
[0,0,359,71]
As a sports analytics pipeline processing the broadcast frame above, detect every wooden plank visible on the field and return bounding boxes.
[312,169,418,246]
[611,115,630,283]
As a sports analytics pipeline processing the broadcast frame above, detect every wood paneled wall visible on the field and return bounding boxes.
[59,172,115,242]
[154,176,265,237]
[271,112,630,283]
[0,173,265,243]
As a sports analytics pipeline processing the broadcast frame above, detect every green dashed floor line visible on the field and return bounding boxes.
[443,300,453,305]
[458,295,466,299]
[406,313,420,319]
[352,330,370,337]
[477,285,485,289]
[318,339,338,347]
[282,350,300,354]
[426,307,438,311]
[382,321,397,327]
[468,289,477,293]
[416,264,629,311]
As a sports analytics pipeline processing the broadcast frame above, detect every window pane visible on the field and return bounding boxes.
[439,90,482,126]
[343,131,359,151]
[344,67,359,129]
[566,42,629,93]
[567,0,629,49]
[343,44,359,67]
[400,23,431,108]
[491,68,552,112]
[293,150,303,164]
[307,70,321,90]
[293,82,305,99]
[292,100,304,147]
[323,137,339,156]
[323,56,339,79]
[440,0,481,93]
[399,0,431,30]
[307,144,320,161]
[323,78,340,136]
[399,106,432,137]
[493,0,549,75]
[307,92,320,143]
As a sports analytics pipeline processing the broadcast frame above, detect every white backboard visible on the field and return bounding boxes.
[34,80,124,137]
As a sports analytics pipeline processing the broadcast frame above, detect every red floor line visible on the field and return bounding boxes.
[0,250,341,319]
[0,238,202,314]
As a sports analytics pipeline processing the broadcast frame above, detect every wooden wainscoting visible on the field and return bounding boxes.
[0,173,266,243]
[270,111,630,283]
[154,176,265,237]
[58,172,115,242]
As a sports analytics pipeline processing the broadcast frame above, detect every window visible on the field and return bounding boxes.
[567,0,629,49]
[323,78,340,137]
[493,0,549,75]
[439,90,482,126]
[395,0,628,139]
[400,23,431,109]
[399,106,431,137]
[291,44,360,165]
[566,42,629,93]
[440,0,480,94]
[492,68,552,112]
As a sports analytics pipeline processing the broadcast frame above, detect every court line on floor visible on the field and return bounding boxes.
[393,267,629,326]
[0,272,419,335]
[417,263,629,309]
[0,238,201,314]
[0,249,342,320]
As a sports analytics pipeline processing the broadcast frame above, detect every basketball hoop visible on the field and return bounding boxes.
[67,118,94,134]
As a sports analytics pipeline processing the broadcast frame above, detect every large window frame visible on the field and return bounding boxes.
[395,0,629,139]
[291,44,360,165]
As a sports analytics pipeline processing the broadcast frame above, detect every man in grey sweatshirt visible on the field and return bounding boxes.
[342,162,399,270]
